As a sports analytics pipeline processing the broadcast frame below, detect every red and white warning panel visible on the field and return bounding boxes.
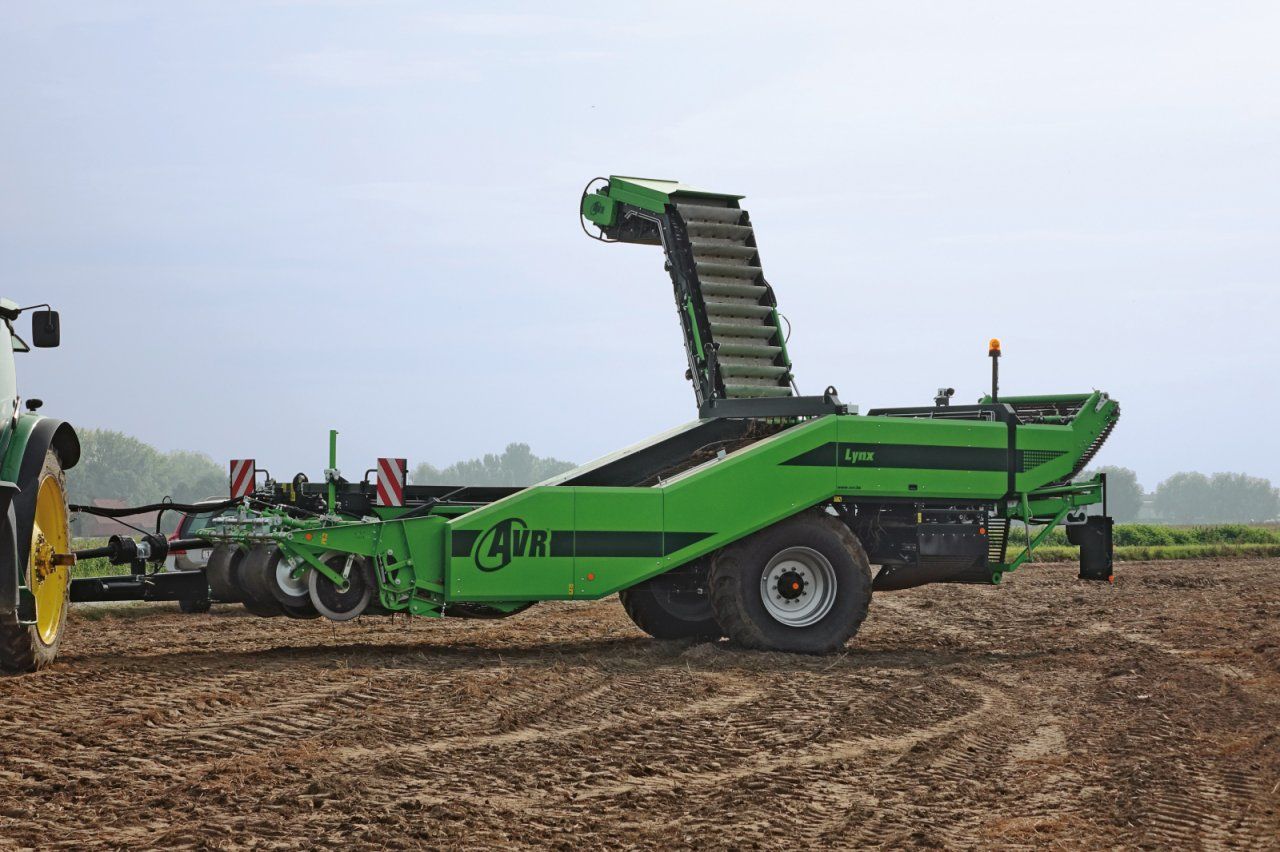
[376,458,407,507]
[229,459,256,499]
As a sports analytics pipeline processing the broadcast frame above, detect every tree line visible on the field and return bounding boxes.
[68,428,227,509]
[409,443,575,487]
[1084,466,1279,524]
[67,430,575,507]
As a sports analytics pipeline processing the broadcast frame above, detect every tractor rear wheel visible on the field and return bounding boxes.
[619,560,722,640]
[0,450,71,673]
[709,511,872,654]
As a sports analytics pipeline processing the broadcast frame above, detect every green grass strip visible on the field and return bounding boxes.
[1030,543,1280,563]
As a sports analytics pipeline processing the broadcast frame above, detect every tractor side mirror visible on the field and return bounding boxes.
[31,310,60,348]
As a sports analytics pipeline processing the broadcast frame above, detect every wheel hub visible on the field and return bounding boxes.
[31,534,56,583]
[759,546,838,628]
[775,569,806,600]
[275,557,309,597]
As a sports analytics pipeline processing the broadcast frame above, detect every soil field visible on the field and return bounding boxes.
[1,558,1277,850]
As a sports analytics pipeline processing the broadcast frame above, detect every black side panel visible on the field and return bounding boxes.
[560,419,754,487]
[843,504,995,592]
[1068,516,1114,581]
[872,522,991,590]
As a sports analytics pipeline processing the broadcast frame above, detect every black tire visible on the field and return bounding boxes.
[710,511,872,653]
[253,548,320,618]
[205,543,243,602]
[178,597,212,614]
[307,553,373,622]
[280,600,321,620]
[0,450,70,673]
[237,545,285,617]
[267,549,313,610]
[619,560,722,640]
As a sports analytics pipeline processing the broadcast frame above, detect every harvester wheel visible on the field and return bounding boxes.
[205,543,243,602]
[307,553,372,622]
[268,550,313,610]
[237,545,285,617]
[280,601,321,620]
[619,560,722,640]
[0,450,71,673]
[240,544,318,618]
[710,511,871,654]
[178,597,212,614]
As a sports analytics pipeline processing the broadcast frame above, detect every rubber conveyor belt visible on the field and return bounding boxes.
[673,201,792,400]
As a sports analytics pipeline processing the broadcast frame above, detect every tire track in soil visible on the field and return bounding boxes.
[831,684,1023,847]
[328,670,766,773]
[1112,709,1270,849]
[573,676,1012,845]
[111,666,626,816]
[1079,622,1277,848]
[305,666,1003,850]
[1086,621,1263,688]
[0,663,327,798]
[367,666,1008,850]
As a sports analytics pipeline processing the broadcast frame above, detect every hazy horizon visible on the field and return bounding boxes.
[4,2,1277,489]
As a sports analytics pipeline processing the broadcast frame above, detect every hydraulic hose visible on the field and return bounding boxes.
[69,497,243,517]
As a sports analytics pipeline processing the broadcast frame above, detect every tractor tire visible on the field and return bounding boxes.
[709,511,872,654]
[619,560,722,640]
[0,450,71,673]
[205,543,243,603]
[237,545,285,617]
[178,597,212,614]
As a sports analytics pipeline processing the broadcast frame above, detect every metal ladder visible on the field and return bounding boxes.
[986,516,1010,566]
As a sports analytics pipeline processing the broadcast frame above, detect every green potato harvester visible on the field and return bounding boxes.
[20,176,1120,669]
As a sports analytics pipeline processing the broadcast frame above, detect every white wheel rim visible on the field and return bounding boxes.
[759,546,837,628]
[305,550,371,616]
[275,556,308,598]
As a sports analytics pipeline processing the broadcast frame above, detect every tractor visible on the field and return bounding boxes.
[0,301,79,672]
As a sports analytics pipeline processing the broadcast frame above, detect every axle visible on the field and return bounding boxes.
[74,535,211,567]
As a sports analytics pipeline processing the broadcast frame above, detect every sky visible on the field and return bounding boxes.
[2,1,1277,490]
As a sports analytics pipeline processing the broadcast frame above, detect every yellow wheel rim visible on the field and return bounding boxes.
[29,474,69,646]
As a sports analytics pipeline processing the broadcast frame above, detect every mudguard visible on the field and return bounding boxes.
[0,416,79,603]
[0,489,21,619]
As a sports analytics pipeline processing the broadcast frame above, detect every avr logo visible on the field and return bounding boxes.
[474,518,551,571]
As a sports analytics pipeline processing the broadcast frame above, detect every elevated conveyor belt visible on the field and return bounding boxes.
[583,177,835,418]
[671,200,791,400]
